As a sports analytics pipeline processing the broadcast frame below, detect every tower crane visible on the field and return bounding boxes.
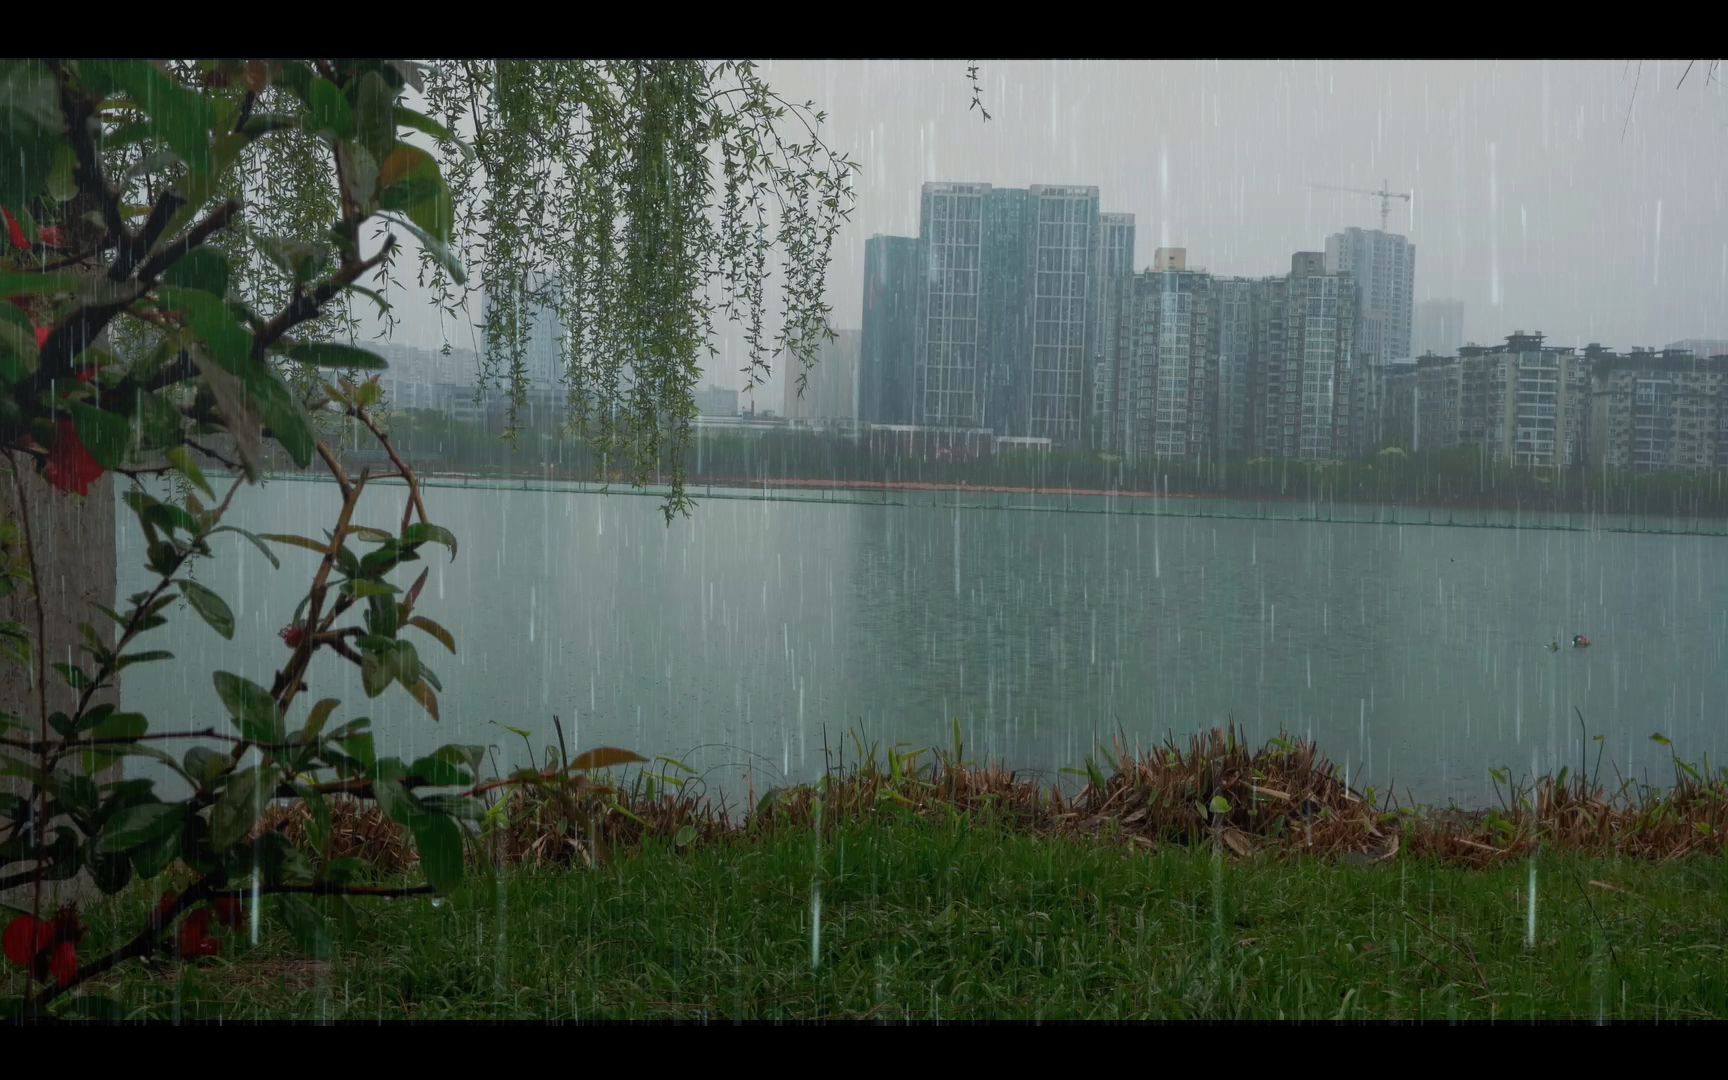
[1310,179,1411,232]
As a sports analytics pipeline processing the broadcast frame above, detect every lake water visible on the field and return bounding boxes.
[120,478,1728,809]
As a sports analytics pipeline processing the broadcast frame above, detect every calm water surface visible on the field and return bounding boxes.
[120,479,1728,808]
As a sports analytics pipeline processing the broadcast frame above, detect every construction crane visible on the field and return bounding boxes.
[1310,179,1411,232]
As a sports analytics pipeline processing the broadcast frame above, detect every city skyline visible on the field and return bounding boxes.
[359,61,1727,407]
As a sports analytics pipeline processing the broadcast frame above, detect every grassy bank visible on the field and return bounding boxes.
[79,820,1728,1020]
[35,728,1728,1020]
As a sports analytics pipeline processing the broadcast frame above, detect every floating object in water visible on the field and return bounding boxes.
[1572,634,1591,649]
[1547,641,1560,652]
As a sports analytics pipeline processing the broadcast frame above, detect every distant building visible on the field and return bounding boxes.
[1118,261,1216,458]
[694,385,739,418]
[1283,252,1359,460]
[1325,227,1415,367]
[1415,299,1466,357]
[482,272,565,390]
[913,181,1119,446]
[1090,213,1137,448]
[858,235,923,426]
[915,183,991,431]
[1590,347,1728,471]
[1664,339,1728,360]
[782,329,861,421]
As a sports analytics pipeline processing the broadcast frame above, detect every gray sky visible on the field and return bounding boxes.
[372,60,1728,400]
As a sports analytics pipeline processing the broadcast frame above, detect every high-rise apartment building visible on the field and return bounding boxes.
[1590,347,1728,471]
[1116,256,1216,458]
[1415,299,1466,357]
[1325,227,1414,367]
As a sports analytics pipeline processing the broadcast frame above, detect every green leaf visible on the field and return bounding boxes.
[0,271,85,298]
[352,70,398,161]
[284,342,388,371]
[115,649,174,670]
[209,525,280,569]
[128,825,180,880]
[410,812,463,894]
[213,671,284,743]
[336,732,376,770]
[401,522,458,559]
[211,765,278,851]
[378,212,467,286]
[305,77,354,138]
[1650,733,1672,747]
[132,390,188,451]
[419,794,484,822]
[163,248,231,298]
[303,698,340,741]
[396,107,460,146]
[180,580,235,640]
[68,404,132,470]
[0,61,65,208]
[407,754,469,788]
[79,60,213,174]
[94,801,182,855]
[376,144,454,243]
[674,824,698,849]
[346,579,398,599]
[183,746,230,789]
[50,661,92,690]
[257,532,332,555]
[406,615,456,654]
[360,652,391,698]
[159,286,251,373]
[256,236,331,286]
[1209,795,1232,815]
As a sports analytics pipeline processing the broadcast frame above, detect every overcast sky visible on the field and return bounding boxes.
[372,60,1728,401]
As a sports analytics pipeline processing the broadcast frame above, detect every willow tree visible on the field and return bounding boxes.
[172,60,854,516]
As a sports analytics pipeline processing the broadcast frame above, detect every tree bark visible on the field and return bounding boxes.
[0,453,118,911]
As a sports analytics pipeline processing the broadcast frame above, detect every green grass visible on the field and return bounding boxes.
[68,819,1728,1020]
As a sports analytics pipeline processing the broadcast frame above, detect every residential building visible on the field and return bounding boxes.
[1589,348,1728,471]
[694,385,739,418]
[1117,257,1217,458]
[783,329,861,421]
[1284,252,1359,460]
[1325,227,1415,367]
[1415,299,1466,357]
[1664,339,1728,360]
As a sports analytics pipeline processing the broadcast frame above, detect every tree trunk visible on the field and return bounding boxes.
[0,452,118,912]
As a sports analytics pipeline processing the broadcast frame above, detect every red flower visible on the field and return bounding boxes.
[177,907,222,959]
[1,207,26,252]
[150,891,180,932]
[214,897,246,930]
[33,324,49,350]
[37,225,64,250]
[3,906,84,988]
[44,419,105,497]
[47,941,78,988]
[279,624,307,649]
[3,914,52,968]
